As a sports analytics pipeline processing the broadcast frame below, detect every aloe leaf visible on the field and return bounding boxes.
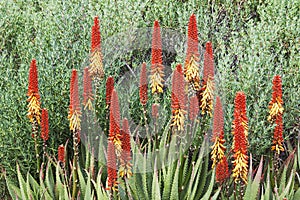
[6,176,21,200]
[45,163,55,198]
[244,156,264,200]
[17,164,28,200]
[279,169,294,199]
[170,161,179,200]
[210,186,221,200]
[200,169,215,200]
[293,187,300,200]
[78,167,87,197]
[84,172,92,200]
[152,159,161,200]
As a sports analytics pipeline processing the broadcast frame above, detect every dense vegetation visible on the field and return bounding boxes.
[0,0,299,199]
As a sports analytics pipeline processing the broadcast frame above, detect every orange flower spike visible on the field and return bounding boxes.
[139,62,148,106]
[41,108,49,141]
[199,42,215,116]
[184,14,200,91]
[271,115,284,154]
[106,76,114,107]
[203,41,214,83]
[232,92,249,184]
[119,118,132,178]
[107,141,118,191]
[149,20,164,95]
[186,13,199,58]
[216,156,230,184]
[90,16,104,80]
[268,75,284,122]
[91,16,101,53]
[189,95,199,121]
[151,20,163,65]
[27,59,41,124]
[83,67,93,110]
[171,64,187,131]
[58,145,65,164]
[109,89,122,157]
[210,96,226,168]
[68,69,81,132]
[234,91,248,138]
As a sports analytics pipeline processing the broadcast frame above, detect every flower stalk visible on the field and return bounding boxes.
[27,59,41,173]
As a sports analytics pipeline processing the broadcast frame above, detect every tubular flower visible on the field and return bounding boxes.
[109,89,122,158]
[107,141,118,191]
[189,95,199,121]
[68,69,81,132]
[184,14,200,91]
[119,119,132,178]
[199,42,214,116]
[89,16,104,80]
[216,156,230,184]
[27,59,41,124]
[271,115,284,154]
[106,76,114,107]
[268,75,284,122]
[139,62,148,106]
[171,64,187,131]
[40,108,49,141]
[232,92,248,184]
[211,96,226,168]
[232,92,248,148]
[58,145,65,164]
[149,20,164,95]
[83,67,94,110]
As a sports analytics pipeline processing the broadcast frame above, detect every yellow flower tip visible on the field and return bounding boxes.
[83,98,94,111]
[232,150,248,184]
[68,110,82,131]
[210,137,226,169]
[89,49,105,80]
[199,78,214,116]
[150,66,164,94]
[184,55,200,91]
[119,162,133,178]
[27,95,41,124]
[268,101,284,122]
[171,109,186,131]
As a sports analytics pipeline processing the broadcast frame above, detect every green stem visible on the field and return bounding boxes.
[72,129,79,200]
[32,119,40,173]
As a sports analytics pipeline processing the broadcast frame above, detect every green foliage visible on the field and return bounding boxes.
[1,0,299,198]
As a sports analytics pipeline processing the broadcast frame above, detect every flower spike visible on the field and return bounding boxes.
[139,62,148,106]
[149,20,164,95]
[41,108,49,141]
[119,118,132,178]
[83,67,94,110]
[184,14,200,92]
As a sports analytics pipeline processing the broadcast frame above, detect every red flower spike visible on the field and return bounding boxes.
[121,119,131,161]
[41,108,49,141]
[58,145,65,164]
[106,76,115,106]
[28,59,39,96]
[139,62,148,106]
[268,75,284,122]
[83,67,93,108]
[91,16,101,53]
[272,75,283,101]
[186,14,199,58]
[107,141,118,191]
[212,96,224,141]
[216,156,230,184]
[171,64,186,111]
[203,41,214,83]
[189,95,199,121]
[151,20,163,65]
[109,89,122,157]
[232,91,249,184]
[70,69,80,113]
[272,114,284,153]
